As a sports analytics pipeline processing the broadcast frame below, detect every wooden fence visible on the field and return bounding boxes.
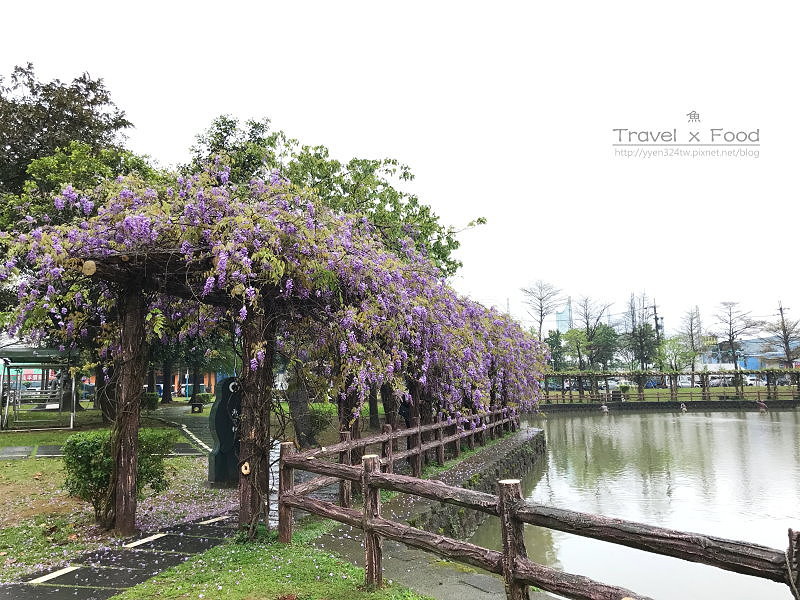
[543,370,800,405]
[278,413,800,600]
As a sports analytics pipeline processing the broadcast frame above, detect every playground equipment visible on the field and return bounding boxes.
[1,344,75,430]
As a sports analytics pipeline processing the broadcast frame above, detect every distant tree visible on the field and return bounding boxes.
[763,302,800,367]
[0,63,130,196]
[620,293,658,370]
[563,328,588,370]
[544,329,567,371]
[574,296,613,368]
[587,323,618,369]
[680,306,705,381]
[521,280,562,340]
[714,302,761,394]
[659,336,694,371]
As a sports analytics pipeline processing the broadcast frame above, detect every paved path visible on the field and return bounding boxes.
[155,403,214,451]
[0,441,203,460]
[0,514,238,600]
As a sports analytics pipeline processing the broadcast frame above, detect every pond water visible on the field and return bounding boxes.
[469,410,800,600]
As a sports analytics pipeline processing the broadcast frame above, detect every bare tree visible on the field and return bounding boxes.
[521,280,562,340]
[763,302,800,367]
[680,306,705,383]
[576,296,611,337]
[714,302,761,394]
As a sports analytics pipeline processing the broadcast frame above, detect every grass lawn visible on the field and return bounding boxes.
[111,524,433,600]
[0,512,109,582]
[0,457,112,581]
[0,414,171,450]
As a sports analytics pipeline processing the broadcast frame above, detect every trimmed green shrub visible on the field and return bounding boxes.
[194,392,214,404]
[308,402,336,437]
[62,429,177,520]
[141,391,159,412]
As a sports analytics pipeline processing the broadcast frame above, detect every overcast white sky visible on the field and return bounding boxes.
[2,1,798,335]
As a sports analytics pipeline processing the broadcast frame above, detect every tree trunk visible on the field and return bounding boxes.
[93,366,102,411]
[286,375,317,449]
[380,383,397,431]
[190,365,200,402]
[95,364,117,423]
[161,360,173,404]
[368,385,380,430]
[238,308,277,535]
[104,289,148,535]
[147,366,156,397]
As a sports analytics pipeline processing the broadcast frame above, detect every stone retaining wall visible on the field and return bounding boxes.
[410,426,545,540]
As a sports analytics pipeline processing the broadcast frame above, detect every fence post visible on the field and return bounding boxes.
[453,414,461,458]
[435,413,445,465]
[468,415,476,450]
[278,441,297,543]
[339,431,352,508]
[789,529,800,600]
[498,479,530,600]
[411,416,422,477]
[381,424,393,474]
[363,454,382,587]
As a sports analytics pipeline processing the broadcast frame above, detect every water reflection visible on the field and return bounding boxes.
[470,410,800,600]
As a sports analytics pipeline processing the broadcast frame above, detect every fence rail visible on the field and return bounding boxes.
[278,417,800,600]
[543,370,800,405]
[543,388,800,405]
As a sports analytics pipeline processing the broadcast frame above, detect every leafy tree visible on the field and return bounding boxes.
[563,328,588,369]
[659,336,694,371]
[620,293,658,370]
[574,296,613,368]
[0,63,130,196]
[521,280,562,340]
[1,141,159,229]
[544,329,567,371]
[587,323,618,369]
[189,115,474,277]
[627,323,658,370]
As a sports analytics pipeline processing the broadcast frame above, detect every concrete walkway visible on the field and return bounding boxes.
[0,441,203,460]
[154,402,214,451]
